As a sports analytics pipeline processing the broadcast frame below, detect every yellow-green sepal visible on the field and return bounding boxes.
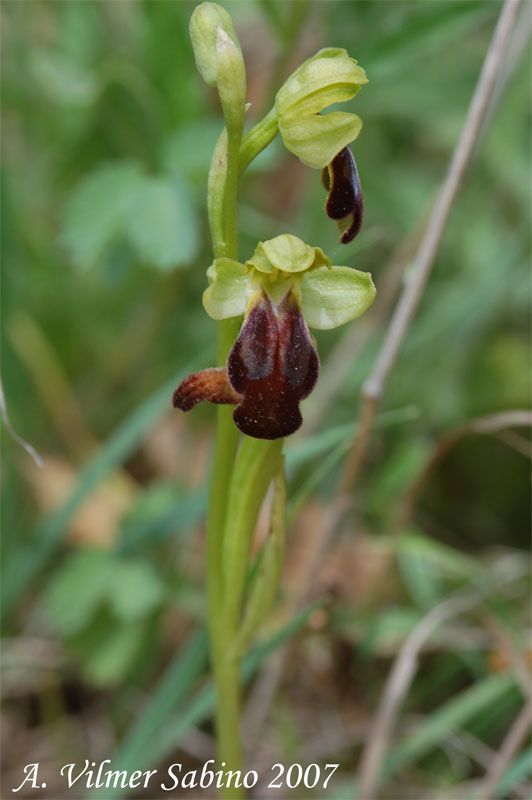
[276,56,367,118]
[279,112,362,169]
[202,257,248,319]
[301,265,376,329]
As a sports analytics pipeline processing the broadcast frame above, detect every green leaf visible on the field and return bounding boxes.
[202,257,248,319]
[396,530,482,581]
[108,559,165,622]
[384,674,517,778]
[163,120,226,177]
[83,621,144,687]
[61,161,144,269]
[495,748,532,799]
[29,48,98,105]
[117,484,207,554]
[1,357,208,621]
[44,549,114,636]
[91,602,323,799]
[301,265,376,329]
[124,177,199,270]
[109,629,209,773]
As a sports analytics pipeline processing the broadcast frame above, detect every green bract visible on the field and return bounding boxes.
[275,49,368,169]
[203,234,376,330]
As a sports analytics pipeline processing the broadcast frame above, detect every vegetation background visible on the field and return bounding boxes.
[1,1,530,798]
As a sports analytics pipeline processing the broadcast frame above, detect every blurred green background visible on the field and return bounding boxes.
[1,2,530,798]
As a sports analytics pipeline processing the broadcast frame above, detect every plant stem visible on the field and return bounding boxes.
[238,107,279,175]
[206,88,249,794]
[206,126,242,641]
[222,437,283,633]
[205,95,283,798]
[215,437,283,800]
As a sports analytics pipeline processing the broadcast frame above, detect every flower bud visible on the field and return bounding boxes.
[189,2,243,87]
[216,26,246,137]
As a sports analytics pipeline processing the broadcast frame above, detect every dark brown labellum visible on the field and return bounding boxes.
[228,290,319,439]
[322,145,363,244]
[173,289,320,440]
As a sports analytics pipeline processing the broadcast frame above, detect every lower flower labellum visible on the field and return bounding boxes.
[173,289,319,440]
[322,145,363,244]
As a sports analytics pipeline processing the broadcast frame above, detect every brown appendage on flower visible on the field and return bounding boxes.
[173,367,241,411]
[322,145,363,244]
[172,289,319,440]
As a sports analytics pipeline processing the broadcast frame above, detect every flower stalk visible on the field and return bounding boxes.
[177,5,374,795]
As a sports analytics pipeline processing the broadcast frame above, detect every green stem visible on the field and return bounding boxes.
[238,107,279,175]
[232,461,286,658]
[222,437,284,634]
[205,87,281,800]
[214,437,283,800]
[205,80,249,798]
[223,128,241,256]
[216,659,242,776]
[206,128,242,638]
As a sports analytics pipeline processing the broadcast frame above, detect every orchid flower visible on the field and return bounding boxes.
[173,234,375,439]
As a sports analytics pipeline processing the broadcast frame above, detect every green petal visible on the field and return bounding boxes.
[301,265,376,329]
[279,112,362,169]
[202,257,248,319]
[277,58,367,118]
[247,234,321,273]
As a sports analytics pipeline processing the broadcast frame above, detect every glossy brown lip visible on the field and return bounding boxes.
[173,289,319,440]
[228,289,319,439]
[322,145,363,244]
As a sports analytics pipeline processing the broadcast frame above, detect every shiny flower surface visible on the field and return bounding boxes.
[323,145,364,244]
[173,234,375,439]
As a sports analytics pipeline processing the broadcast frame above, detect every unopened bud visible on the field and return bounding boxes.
[189,2,242,87]
[216,27,246,137]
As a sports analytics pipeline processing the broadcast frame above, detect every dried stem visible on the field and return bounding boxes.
[243,0,523,752]
[476,700,532,800]
[398,409,532,527]
[357,564,526,800]
[341,0,522,493]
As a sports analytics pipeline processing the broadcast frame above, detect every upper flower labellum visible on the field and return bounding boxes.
[323,146,364,244]
[275,49,368,169]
